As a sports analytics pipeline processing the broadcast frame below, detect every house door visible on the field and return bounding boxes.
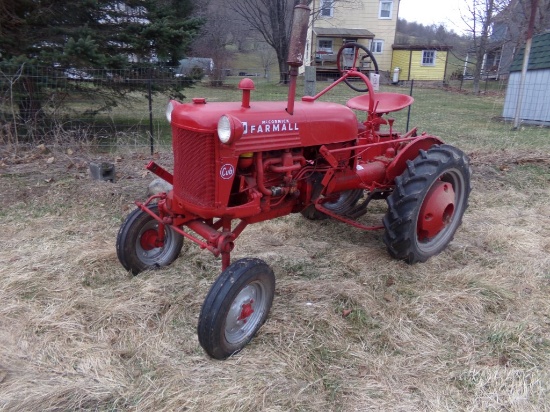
[342,42,357,69]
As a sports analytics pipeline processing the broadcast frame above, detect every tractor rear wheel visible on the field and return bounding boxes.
[198,258,275,360]
[301,189,364,220]
[116,205,184,275]
[383,145,471,263]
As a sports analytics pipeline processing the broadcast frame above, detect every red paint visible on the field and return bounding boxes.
[140,229,159,250]
[133,57,447,270]
[238,300,255,322]
[347,92,414,114]
[417,181,456,240]
[239,78,255,108]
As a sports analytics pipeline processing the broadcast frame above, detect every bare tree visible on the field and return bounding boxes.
[462,0,510,93]
[499,0,550,47]
[191,0,257,85]
[193,0,360,84]
[256,42,277,79]
[191,5,235,86]
[230,0,362,84]
[461,0,549,91]
[509,0,550,32]
[229,0,299,84]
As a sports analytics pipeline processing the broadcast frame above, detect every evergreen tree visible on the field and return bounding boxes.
[0,0,202,130]
[0,0,202,67]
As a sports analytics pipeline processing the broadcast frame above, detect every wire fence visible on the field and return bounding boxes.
[1,63,514,154]
[0,64,196,152]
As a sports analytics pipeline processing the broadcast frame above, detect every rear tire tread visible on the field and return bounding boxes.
[383,144,471,264]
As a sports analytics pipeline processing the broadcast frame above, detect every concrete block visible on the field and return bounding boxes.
[89,162,115,182]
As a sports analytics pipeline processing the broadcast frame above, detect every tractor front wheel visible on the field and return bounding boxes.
[116,205,184,275]
[198,258,275,360]
[383,145,471,263]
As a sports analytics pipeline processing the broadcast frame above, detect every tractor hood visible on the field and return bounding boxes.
[169,99,358,152]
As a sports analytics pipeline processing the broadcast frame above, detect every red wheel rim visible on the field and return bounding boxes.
[225,282,266,344]
[140,229,158,250]
[237,300,255,323]
[417,181,455,240]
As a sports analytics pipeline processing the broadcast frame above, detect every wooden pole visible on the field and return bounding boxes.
[513,0,539,129]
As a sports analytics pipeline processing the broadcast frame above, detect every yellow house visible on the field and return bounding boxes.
[305,0,399,76]
[391,45,452,82]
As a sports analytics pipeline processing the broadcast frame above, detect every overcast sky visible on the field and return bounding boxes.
[398,0,470,33]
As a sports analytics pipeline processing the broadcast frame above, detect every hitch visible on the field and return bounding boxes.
[146,161,173,184]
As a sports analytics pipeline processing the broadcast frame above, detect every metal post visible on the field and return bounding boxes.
[406,79,414,132]
[148,79,154,155]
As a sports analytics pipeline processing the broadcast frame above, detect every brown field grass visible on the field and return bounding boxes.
[1,100,550,410]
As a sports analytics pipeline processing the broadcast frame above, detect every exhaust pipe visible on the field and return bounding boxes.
[286,0,311,115]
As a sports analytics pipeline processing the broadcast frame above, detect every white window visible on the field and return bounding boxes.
[422,50,436,66]
[320,0,334,18]
[370,40,384,53]
[318,39,333,53]
[379,1,393,19]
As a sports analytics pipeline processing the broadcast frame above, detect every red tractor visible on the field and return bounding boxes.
[116,3,471,359]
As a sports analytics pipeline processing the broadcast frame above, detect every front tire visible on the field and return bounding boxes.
[383,145,471,263]
[116,205,184,275]
[198,258,275,360]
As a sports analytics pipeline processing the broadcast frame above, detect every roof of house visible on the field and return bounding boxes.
[313,27,375,39]
[392,44,452,51]
[509,32,550,72]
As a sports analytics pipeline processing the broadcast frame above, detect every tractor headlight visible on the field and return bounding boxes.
[165,100,176,123]
[218,115,232,143]
[217,115,244,144]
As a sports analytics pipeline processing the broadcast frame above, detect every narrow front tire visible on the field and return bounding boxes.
[198,258,275,360]
[116,205,184,275]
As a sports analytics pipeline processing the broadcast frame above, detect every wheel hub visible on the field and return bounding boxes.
[140,229,159,250]
[237,300,255,323]
[225,284,262,343]
[417,181,455,240]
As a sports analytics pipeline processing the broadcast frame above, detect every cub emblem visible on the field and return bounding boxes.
[220,164,235,180]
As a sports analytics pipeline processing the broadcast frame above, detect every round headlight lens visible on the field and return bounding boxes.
[165,101,174,123]
[217,115,232,144]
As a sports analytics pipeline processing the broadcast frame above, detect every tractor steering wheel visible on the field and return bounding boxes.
[336,42,379,93]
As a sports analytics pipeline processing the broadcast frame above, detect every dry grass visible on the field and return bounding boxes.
[1,139,550,411]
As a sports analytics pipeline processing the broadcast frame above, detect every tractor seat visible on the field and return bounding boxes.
[347,92,414,114]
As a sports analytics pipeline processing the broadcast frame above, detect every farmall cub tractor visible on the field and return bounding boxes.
[116,4,471,359]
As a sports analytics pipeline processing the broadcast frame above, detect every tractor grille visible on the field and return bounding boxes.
[172,128,216,207]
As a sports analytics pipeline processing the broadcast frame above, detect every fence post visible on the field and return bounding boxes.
[304,66,316,96]
[148,79,154,155]
[406,79,414,132]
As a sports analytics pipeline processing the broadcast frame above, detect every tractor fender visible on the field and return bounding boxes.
[385,135,444,182]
